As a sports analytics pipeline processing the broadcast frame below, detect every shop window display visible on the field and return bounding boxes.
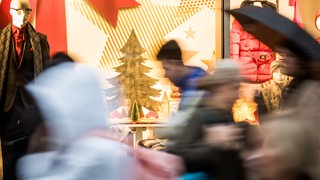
[97,0,222,123]
[230,0,277,83]
[97,0,222,148]
[230,0,278,125]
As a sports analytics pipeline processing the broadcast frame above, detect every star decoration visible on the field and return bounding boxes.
[87,0,140,27]
[74,0,195,73]
[184,27,196,39]
[201,60,214,73]
[201,52,215,73]
[162,91,170,101]
[182,50,199,64]
[232,98,257,123]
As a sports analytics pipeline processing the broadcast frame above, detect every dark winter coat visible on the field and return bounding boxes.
[166,106,245,180]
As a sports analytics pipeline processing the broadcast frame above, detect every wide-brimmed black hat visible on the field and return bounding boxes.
[228,6,320,61]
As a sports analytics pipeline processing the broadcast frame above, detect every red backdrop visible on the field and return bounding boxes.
[0,0,67,57]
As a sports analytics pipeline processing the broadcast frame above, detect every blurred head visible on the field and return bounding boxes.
[26,63,107,149]
[276,47,310,79]
[157,40,190,85]
[197,60,241,110]
[10,0,31,28]
[160,60,189,86]
[244,110,320,180]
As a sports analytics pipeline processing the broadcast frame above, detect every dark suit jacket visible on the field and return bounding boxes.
[0,22,50,112]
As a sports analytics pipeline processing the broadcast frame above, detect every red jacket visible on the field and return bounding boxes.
[230,20,275,83]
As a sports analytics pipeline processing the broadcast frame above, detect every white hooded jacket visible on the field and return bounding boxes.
[17,62,135,180]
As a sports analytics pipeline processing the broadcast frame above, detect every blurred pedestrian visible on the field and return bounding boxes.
[150,39,208,146]
[155,39,208,139]
[276,47,320,109]
[230,9,320,164]
[16,62,134,180]
[156,39,207,111]
[166,60,247,180]
[242,110,320,180]
[229,6,320,111]
[0,0,50,179]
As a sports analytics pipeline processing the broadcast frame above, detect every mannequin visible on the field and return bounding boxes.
[0,0,50,179]
[10,0,32,28]
[230,1,277,83]
[230,0,278,124]
[257,58,292,115]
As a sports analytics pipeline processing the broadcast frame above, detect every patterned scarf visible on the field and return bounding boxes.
[0,22,43,103]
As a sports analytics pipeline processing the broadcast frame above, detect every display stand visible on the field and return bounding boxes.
[108,118,168,147]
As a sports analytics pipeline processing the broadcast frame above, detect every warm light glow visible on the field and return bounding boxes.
[232,98,258,124]
[316,15,320,31]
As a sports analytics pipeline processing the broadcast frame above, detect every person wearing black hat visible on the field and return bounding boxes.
[139,40,208,151]
[156,39,207,111]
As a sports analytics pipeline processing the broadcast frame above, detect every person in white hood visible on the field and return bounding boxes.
[16,62,135,180]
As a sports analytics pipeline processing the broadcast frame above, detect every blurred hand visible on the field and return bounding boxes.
[204,124,245,150]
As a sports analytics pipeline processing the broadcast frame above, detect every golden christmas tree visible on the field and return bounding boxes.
[107,29,162,119]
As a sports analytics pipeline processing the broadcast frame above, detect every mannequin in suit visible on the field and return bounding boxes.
[0,0,50,179]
